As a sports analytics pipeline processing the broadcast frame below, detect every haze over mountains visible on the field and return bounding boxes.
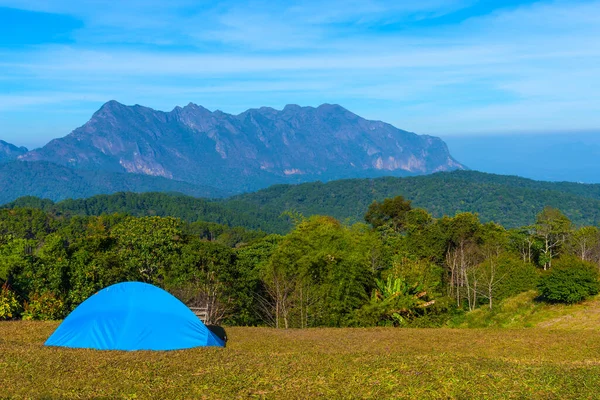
[0,101,464,202]
[444,132,600,183]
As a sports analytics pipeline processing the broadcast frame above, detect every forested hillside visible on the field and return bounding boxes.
[0,161,227,204]
[4,192,288,233]
[7,171,600,232]
[225,171,600,228]
[2,195,599,328]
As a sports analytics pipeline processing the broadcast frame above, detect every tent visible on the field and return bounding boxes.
[45,282,224,350]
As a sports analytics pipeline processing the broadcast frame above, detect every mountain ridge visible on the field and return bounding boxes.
[17,100,465,192]
[0,140,28,163]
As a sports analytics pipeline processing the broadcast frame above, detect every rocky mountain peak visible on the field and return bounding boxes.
[14,101,466,192]
[180,102,211,113]
[283,104,303,112]
[97,100,127,113]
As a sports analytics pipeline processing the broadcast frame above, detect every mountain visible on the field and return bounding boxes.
[0,140,27,163]
[6,171,600,232]
[0,161,229,204]
[19,101,465,192]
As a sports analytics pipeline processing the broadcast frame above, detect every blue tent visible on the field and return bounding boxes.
[45,282,224,350]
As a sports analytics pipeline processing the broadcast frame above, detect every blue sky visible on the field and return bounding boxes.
[0,0,599,148]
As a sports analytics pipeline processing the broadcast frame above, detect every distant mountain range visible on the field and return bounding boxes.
[0,101,464,202]
[6,171,600,231]
[4,101,599,231]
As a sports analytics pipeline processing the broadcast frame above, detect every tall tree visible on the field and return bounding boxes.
[443,213,482,310]
[509,226,539,264]
[471,223,509,310]
[365,196,412,232]
[568,226,600,263]
[167,239,237,325]
[264,216,374,328]
[534,207,572,270]
[234,234,283,326]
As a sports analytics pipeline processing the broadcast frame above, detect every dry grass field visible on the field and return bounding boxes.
[2,322,600,399]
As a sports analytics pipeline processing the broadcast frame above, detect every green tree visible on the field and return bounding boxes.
[0,237,36,296]
[534,207,572,270]
[468,223,509,310]
[0,283,21,320]
[166,239,237,325]
[32,233,70,295]
[568,226,600,263]
[67,217,122,308]
[396,208,446,263]
[492,256,539,301]
[111,216,183,283]
[264,216,375,328]
[538,256,600,303]
[365,196,412,232]
[234,234,283,326]
[443,213,483,310]
[0,208,59,240]
[508,226,540,264]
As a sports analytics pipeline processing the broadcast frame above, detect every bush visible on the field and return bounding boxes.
[493,256,539,302]
[22,292,65,320]
[0,284,21,320]
[538,257,600,304]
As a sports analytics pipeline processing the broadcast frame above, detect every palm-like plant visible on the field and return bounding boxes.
[364,276,435,326]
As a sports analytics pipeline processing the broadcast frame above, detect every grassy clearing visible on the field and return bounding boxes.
[450,291,600,330]
[2,322,600,399]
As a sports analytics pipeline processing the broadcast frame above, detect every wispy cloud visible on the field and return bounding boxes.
[0,0,599,146]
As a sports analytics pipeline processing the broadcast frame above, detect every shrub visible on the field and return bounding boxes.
[493,256,539,302]
[22,292,65,320]
[0,284,21,320]
[538,257,600,304]
[352,276,442,327]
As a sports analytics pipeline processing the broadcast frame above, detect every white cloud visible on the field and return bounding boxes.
[0,92,109,110]
[0,0,600,142]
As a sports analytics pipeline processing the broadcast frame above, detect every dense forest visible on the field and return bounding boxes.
[6,192,286,233]
[0,161,227,204]
[6,171,600,234]
[1,193,599,327]
[226,171,600,228]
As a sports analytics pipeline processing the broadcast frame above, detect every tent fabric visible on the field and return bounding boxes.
[45,282,224,350]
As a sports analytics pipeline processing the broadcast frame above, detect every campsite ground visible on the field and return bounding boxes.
[1,323,600,399]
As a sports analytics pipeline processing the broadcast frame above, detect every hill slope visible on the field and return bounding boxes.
[453,291,600,330]
[3,191,285,233]
[6,170,600,232]
[18,101,464,192]
[222,170,600,228]
[0,161,228,204]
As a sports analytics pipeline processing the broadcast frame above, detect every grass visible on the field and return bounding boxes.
[2,322,600,399]
[450,291,600,329]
